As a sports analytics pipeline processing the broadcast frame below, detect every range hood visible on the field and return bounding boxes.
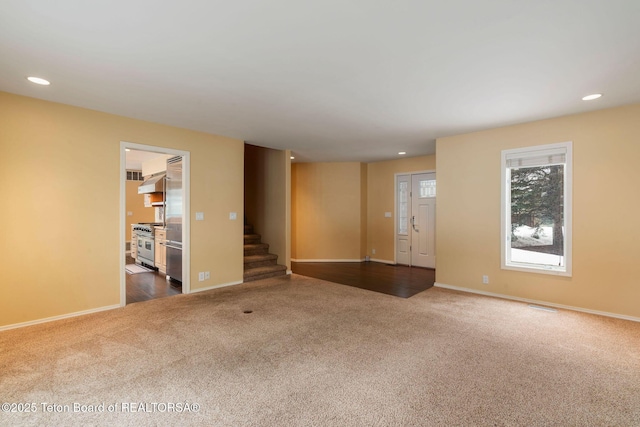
[138,172,165,194]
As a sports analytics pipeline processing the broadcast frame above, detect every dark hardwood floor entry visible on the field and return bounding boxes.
[291,261,435,298]
[126,256,182,304]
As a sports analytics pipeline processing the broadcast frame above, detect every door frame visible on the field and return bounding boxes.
[119,141,191,307]
[394,169,436,266]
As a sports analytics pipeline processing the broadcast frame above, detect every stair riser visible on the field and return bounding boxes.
[244,243,269,254]
[244,265,287,277]
[244,248,269,256]
[245,259,278,269]
[244,237,262,244]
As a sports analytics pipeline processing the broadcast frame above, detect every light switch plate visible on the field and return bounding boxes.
[385,212,392,218]
[229,212,237,220]
[196,212,204,221]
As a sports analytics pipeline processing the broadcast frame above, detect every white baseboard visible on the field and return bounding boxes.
[291,258,366,263]
[190,280,243,294]
[0,304,121,332]
[434,282,640,323]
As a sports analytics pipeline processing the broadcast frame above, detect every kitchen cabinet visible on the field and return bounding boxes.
[155,227,167,273]
[144,192,164,207]
[131,225,138,260]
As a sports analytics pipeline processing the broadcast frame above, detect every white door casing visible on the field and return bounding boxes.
[120,141,191,307]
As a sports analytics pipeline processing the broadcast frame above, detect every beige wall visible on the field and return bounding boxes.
[0,91,244,328]
[244,144,291,270]
[436,103,640,318]
[125,180,155,241]
[291,156,436,263]
[366,155,436,262]
[360,163,368,260]
[291,162,366,260]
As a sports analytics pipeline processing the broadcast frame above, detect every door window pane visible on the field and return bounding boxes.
[398,181,408,234]
[419,180,436,198]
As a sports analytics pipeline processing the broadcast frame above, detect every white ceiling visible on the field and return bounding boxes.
[1,1,639,163]
[125,149,168,171]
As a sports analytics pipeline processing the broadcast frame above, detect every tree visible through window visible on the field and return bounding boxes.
[502,142,572,275]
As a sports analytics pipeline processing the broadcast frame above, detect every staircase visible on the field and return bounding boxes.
[244,224,287,282]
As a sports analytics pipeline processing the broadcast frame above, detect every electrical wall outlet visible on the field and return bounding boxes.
[372,249,376,254]
[198,272,205,281]
[482,275,489,284]
[204,271,210,280]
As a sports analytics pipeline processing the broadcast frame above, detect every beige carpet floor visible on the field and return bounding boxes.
[1,274,639,426]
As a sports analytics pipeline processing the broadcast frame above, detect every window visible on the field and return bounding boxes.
[398,180,409,234]
[501,142,572,276]
[126,170,143,181]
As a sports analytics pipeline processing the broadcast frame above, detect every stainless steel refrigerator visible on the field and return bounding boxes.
[165,156,183,283]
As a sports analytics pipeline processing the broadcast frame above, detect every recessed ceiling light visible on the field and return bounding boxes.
[398,151,406,155]
[290,156,295,160]
[125,148,131,152]
[27,76,51,86]
[582,93,602,101]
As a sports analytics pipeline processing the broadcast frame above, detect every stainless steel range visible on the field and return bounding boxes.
[133,223,161,267]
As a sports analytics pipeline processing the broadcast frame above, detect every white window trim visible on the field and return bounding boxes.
[500,141,572,276]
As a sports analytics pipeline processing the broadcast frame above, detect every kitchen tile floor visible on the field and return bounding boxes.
[126,255,182,304]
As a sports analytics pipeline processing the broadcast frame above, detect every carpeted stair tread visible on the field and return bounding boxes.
[244,254,278,269]
[244,243,268,249]
[244,253,277,262]
[244,243,269,256]
[243,264,287,282]
[244,233,262,244]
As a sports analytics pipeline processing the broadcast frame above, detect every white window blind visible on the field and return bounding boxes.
[505,147,566,168]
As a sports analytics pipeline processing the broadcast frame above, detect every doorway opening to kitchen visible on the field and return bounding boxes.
[120,142,190,306]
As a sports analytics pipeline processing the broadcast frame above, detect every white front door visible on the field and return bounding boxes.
[411,173,436,268]
[396,172,436,268]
